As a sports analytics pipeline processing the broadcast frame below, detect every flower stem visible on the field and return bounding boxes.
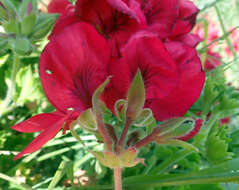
[118,118,131,149]
[0,53,20,116]
[134,127,160,149]
[114,168,122,190]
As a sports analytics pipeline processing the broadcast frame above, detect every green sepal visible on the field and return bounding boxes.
[92,77,111,117]
[133,108,155,127]
[126,70,145,120]
[157,117,194,138]
[114,99,127,121]
[76,108,97,132]
[31,13,58,40]
[91,148,144,169]
[18,0,31,17]
[3,19,19,34]
[21,13,36,35]
[157,139,198,152]
[13,37,32,55]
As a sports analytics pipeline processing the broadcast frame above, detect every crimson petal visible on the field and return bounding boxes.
[147,42,205,121]
[11,111,64,133]
[13,115,66,160]
[120,32,178,100]
[171,0,199,37]
[48,0,74,14]
[40,23,110,113]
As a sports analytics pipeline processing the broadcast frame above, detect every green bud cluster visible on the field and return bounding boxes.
[0,0,58,56]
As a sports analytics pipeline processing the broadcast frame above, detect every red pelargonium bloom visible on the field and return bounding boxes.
[48,0,200,52]
[115,33,205,120]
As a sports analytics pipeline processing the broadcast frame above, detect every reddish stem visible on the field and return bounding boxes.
[114,168,122,190]
[96,116,112,151]
[118,118,132,148]
[134,127,160,149]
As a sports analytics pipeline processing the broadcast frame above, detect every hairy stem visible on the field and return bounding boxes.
[134,127,160,149]
[96,116,112,151]
[114,168,122,190]
[118,118,132,150]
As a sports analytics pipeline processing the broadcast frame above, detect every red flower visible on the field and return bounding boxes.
[48,0,200,50]
[11,0,205,159]
[116,34,205,121]
[204,50,222,71]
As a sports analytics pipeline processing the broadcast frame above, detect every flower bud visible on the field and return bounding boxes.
[21,13,36,35]
[3,19,19,34]
[126,70,145,120]
[13,37,32,55]
[31,13,58,40]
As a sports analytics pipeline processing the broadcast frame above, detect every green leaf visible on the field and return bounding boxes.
[16,65,42,103]
[159,139,198,152]
[206,130,233,164]
[48,160,68,190]
[126,70,145,120]
[21,13,36,35]
[150,149,194,174]
[0,173,32,190]
[123,158,239,188]
[213,96,239,118]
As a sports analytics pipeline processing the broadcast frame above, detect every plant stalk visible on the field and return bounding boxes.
[114,168,122,190]
[0,53,20,116]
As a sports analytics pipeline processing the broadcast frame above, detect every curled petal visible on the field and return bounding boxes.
[11,111,64,133]
[40,23,110,113]
[147,42,205,121]
[171,0,199,37]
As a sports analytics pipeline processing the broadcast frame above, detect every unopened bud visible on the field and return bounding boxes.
[31,13,58,40]
[27,2,33,14]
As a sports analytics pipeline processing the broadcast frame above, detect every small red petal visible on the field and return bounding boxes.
[13,114,66,160]
[11,111,64,133]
